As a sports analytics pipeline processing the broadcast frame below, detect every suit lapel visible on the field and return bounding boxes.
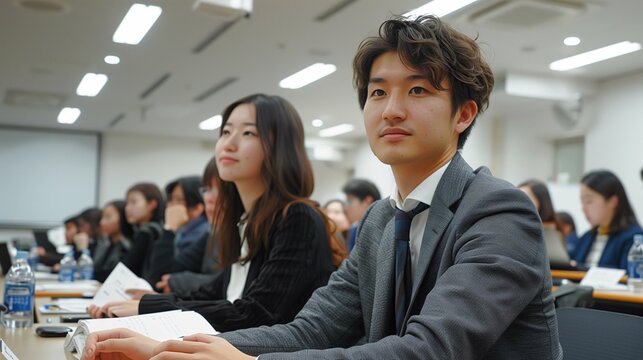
[370,215,397,339]
[404,152,475,329]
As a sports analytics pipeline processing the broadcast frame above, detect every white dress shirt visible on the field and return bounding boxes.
[389,160,450,275]
[227,215,252,302]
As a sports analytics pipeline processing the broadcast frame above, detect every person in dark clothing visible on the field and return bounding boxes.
[121,182,166,286]
[152,156,221,296]
[163,176,210,255]
[88,94,338,334]
[92,200,134,282]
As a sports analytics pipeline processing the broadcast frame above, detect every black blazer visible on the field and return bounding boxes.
[139,203,335,332]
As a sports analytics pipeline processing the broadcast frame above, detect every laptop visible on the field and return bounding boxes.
[544,228,573,268]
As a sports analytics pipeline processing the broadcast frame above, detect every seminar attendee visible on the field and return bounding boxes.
[572,170,642,269]
[342,178,381,251]
[163,176,210,255]
[92,200,134,282]
[88,94,337,334]
[83,16,561,360]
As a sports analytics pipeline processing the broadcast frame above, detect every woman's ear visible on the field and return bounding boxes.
[608,195,619,210]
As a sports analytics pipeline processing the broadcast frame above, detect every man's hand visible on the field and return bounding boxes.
[150,334,255,360]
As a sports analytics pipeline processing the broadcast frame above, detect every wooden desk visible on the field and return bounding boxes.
[592,289,643,305]
[0,325,75,359]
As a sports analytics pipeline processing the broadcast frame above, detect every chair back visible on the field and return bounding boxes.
[557,307,643,360]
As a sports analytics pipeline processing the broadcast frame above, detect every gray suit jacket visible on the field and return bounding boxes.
[221,153,563,359]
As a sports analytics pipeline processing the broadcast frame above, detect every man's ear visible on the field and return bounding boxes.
[364,196,375,205]
[454,100,478,135]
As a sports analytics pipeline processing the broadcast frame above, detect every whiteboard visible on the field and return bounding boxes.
[0,127,100,229]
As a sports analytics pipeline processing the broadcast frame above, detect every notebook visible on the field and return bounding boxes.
[63,310,217,359]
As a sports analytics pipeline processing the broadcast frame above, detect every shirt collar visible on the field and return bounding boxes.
[389,160,451,212]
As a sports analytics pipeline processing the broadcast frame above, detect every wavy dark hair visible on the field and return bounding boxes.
[216,94,346,267]
[582,170,639,233]
[126,182,165,224]
[353,15,494,149]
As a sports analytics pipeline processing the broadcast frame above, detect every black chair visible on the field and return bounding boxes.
[556,307,643,360]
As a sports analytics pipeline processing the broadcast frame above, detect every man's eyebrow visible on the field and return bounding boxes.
[368,74,427,84]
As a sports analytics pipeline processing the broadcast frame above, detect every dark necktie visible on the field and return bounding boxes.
[394,202,430,334]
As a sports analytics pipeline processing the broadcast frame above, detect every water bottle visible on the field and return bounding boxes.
[77,249,94,280]
[2,251,35,328]
[627,234,643,293]
[58,251,77,282]
[27,245,39,270]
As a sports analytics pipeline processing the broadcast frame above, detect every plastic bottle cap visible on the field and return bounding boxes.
[15,251,28,260]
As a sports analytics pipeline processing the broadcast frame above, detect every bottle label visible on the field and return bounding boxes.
[627,258,643,280]
[3,284,34,312]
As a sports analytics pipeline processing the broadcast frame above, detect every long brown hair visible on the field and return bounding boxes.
[216,94,346,268]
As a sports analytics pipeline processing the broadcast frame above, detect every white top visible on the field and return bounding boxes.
[586,233,609,267]
[226,215,252,302]
[389,160,450,275]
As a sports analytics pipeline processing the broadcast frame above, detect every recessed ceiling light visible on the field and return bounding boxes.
[76,73,108,97]
[312,119,323,128]
[57,107,80,124]
[550,41,642,71]
[279,63,336,89]
[199,115,222,130]
[563,37,581,46]
[104,55,120,64]
[319,124,354,138]
[112,3,162,45]
[404,0,480,19]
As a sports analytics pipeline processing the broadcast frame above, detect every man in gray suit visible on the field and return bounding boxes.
[82,15,562,360]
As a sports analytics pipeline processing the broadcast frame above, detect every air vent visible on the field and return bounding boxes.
[315,0,358,22]
[16,0,68,13]
[140,73,171,99]
[192,20,237,53]
[194,77,237,102]
[4,89,66,108]
[108,113,125,128]
[469,0,586,27]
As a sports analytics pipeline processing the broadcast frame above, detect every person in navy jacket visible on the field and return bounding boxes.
[572,170,642,269]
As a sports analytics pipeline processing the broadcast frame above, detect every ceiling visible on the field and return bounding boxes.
[1,0,642,143]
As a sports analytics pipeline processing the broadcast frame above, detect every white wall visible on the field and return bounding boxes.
[99,132,351,207]
[99,133,216,205]
[585,70,643,224]
[353,139,394,198]
[310,161,351,205]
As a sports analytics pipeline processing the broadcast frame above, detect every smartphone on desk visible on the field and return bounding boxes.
[35,326,72,337]
[61,314,91,323]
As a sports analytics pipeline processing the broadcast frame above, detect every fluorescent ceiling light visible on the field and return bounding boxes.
[279,63,336,89]
[76,73,108,97]
[404,0,480,19]
[319,124,354,138]
[550,41,642,71]
[113,3,162,45]
[104,55,120,64]
[311,119,324,128]
[563,37,581,47]
[199,115,223,130]
[57,107,81,124]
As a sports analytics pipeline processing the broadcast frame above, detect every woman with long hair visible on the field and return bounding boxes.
[572,170,642,269]
[93,200,134,282]
[89,94,342,332]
